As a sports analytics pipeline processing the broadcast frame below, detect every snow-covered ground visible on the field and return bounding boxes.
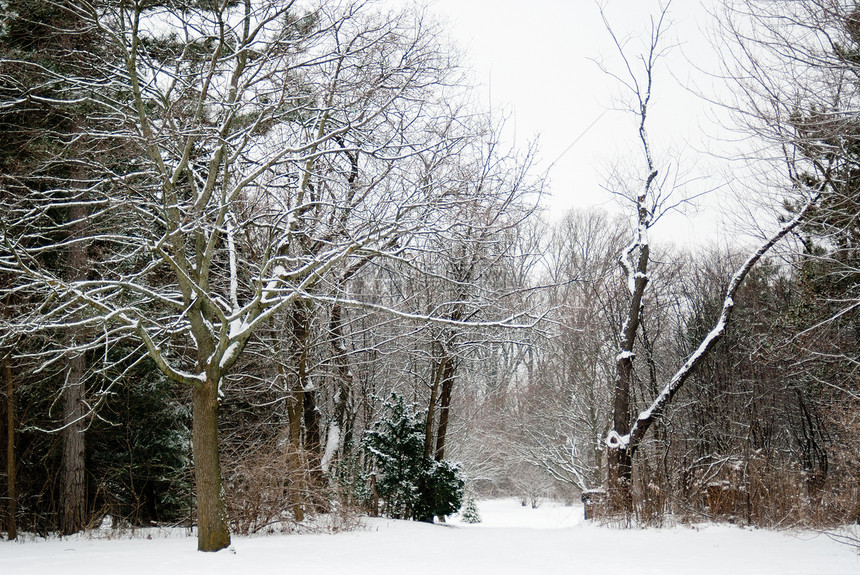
[1,498,857,574]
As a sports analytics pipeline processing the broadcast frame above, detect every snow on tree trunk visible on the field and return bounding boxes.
[606,178,652,515]
[321,422,340,475]
[324,303,354,474]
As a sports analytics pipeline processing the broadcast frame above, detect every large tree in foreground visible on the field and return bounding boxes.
[0,0,530,550]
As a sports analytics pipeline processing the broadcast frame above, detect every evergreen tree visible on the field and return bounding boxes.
[364,394,464,522]
[87,350,192,526]
[0,0,111,536]
[460,495,481,524]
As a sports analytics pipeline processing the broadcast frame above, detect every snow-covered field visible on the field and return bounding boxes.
[1,498,857,574]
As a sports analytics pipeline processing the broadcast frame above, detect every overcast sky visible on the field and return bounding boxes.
[426,0,737,247]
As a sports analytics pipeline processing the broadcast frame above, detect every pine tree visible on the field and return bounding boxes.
[364,393,464,522]
[460,495,481,524]
[0,0,108,536]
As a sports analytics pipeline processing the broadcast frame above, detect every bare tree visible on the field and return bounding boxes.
[593,1,675,513]
[504,209,627,492]
[595,2,821,515]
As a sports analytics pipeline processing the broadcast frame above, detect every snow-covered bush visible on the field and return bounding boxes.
[460,496,481,523]
[364,394,464,522]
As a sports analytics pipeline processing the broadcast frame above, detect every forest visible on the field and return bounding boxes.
[0,0,858,554]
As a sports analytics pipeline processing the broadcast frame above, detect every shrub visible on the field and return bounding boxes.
[460,496,481,523]
[364,393,464,522]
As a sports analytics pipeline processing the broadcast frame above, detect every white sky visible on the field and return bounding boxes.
[427,0,738,247]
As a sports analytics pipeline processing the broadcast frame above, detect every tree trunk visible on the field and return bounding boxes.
[434,355,456,461]
[61,195,88,535]
[285,390,305,523]
[285,300,313,520]
[61,351,87,535]
[608,353,634,514]
[191,375,230,552]
[424,353,445,460]
[296,303,322,482]
[303,387,325,492]
[433,303,463,462]
[606,446,633,517]
[606,212,649,515]
[4,355,16,540]
[303,392,321,468]
[323,304,352,473]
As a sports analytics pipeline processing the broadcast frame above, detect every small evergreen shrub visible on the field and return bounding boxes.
[363,393,464,522]
[460,496,481,523]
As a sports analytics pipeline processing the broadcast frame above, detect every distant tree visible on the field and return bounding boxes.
[521,209,627,492]
[460,495,481,523]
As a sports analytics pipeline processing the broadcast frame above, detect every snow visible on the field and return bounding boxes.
[261,265,287,304]
[1,499,857,575]
[227,317,249,340]
[321,422,340,473]
[218,341,241,372]
[639,223,649,248]
[605,430,630,448]
[616,350,635,362]
[449,497,581,529]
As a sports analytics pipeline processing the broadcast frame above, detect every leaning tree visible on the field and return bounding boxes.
[594,2,822,514]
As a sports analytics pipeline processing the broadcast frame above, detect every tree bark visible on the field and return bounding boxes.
[606,198,650,515]
[61,194,88,536]
[61,352,87,535]
[4,355,16,540]
[303,386,324,490]
[424,353,445,460]
[434,354,456,461]
[608,350,635,515]
[192,375,230,552]
[606,445,633,516]
[285,389,305,523]
[323,304,352,473]
[295,302,322,483]
[284,300,312,521]
[433,300,463,463]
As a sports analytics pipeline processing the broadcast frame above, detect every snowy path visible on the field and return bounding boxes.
[1,499,857,574]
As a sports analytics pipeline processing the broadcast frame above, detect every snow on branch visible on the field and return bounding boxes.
[622,192,821,457]
[304,293,546,330]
